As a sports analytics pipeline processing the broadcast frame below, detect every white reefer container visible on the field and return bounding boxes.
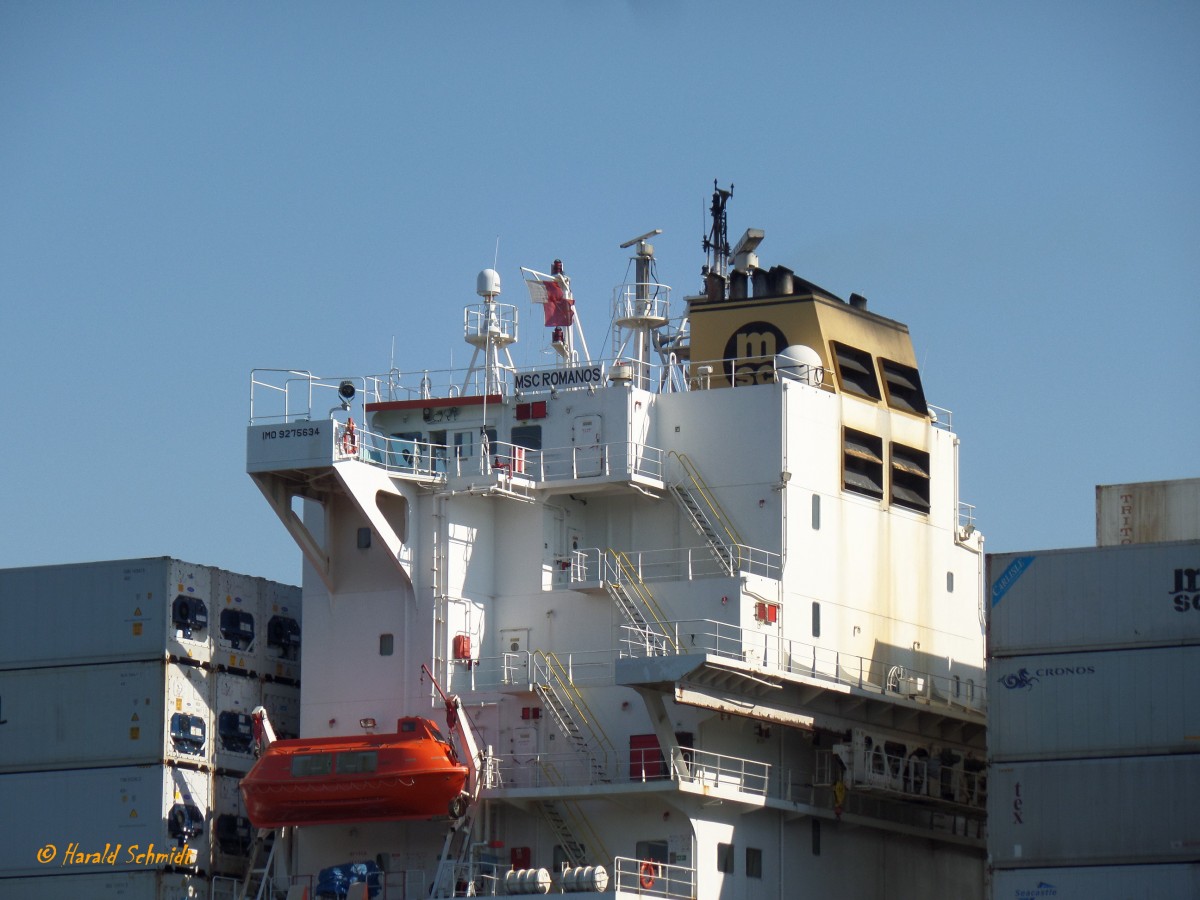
[989,646,1200,761]
[260,681,300,740]
[989,755,1200,868]
[211,774,252,877]
[988,541,1200,657]
[0,661,212,772]
[0,764,212,877]
[0,871,207,899]
[212,571,264,675]
[211,670,261,774]
[262,580,302,683]
[1097,478,1200,546]
[992,863,1200,900]
[0,558,213,668]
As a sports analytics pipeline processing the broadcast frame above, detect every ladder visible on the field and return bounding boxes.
[530,652,616,783]
[669,451,743,575]
[237,828,280,900]
[605,550,682,655]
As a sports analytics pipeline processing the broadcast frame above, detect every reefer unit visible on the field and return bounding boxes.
[212,571,263,674]
[0,765,212,877]
[989,755,1200,868]
[989,646,1200,761]
[260,680,300,740]
[0,558,214,669]
[1097,478,1200,546]
[988,541,1200,657]
[0,661,212,773]
[262,580,302,683]
[211,775,252,877]
[210,671,262,774]
[992,863,1200,900]
[0,871,206,899]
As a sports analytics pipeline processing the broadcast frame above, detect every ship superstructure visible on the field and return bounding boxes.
[245,186,988,899]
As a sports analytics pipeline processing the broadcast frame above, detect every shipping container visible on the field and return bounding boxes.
[992,863,1200,900]
[989,756,1200,867]
[211,775,252,877]
[0,765,212,877]
[262,580,302,683]
[1097,478,1200,546]
[988,541,1200,657]
[211,670,262,774]
[261,681,301,740]
[213,572,264,675]
[0,661,212,773]
[989,646,1200,761]
[0,559,213,668]
[0,870,207,899]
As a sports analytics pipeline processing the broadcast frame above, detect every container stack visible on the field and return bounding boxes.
[0,557,301,898]
[987,538,1200,899]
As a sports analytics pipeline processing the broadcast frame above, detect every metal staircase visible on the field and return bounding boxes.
[536,796,611,870]
[428,802,481,898]
[237,828,281,900]
[531,651,616,783]
[604,550,683,655]
[668,451,743,575]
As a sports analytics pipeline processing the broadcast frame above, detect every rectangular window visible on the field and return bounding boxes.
[879,358,928,416]
[746,847,763,879]
[291,753,333,777]
[336,750,378,774]
[843,428,884,499]
[811,493,820,530]
[717,842,735,874]
[379,633,393,656]
[811,601,821,638]
[511,424,543,450]
[890,443,931,513]
[831,342,881,400]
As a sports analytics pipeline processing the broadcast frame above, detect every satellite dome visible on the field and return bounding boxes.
[776,344,823,386]
[476,268,501,298]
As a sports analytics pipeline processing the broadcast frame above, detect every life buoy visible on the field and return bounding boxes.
[342,418,358,455]
[639,860,657,889]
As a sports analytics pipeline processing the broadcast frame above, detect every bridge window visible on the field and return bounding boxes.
[511,425,543,450]
[831,342,881,400]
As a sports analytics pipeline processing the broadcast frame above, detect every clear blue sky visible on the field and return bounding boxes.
[2,2,1197,587]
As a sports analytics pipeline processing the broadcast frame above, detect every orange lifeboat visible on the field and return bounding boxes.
[240,716,469,828]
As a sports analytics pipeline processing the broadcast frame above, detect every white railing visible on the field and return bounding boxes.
[561,543,782,588]
[611,856,695,900]
[672,747,771,797]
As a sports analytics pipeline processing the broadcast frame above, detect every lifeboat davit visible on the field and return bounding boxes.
[240,716,469,828]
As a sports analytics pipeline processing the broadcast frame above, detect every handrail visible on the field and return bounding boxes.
[606,550,684,655]
[668,450,744,549]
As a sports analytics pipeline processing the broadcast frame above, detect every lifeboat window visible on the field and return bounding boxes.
[843,428,884,499]
[336,750,378,774]
[831,342,881,401]
[890,443,931,513]
[400,719,417,733]
[428,723,449,744]
[292,753,334,777]
[879,358,928,416]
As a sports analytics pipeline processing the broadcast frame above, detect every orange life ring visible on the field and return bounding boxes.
[639,860,657,889]
[342,418,358,455]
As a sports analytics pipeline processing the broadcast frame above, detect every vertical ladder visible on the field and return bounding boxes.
[668,451,743,575]
[428,805,480,898]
